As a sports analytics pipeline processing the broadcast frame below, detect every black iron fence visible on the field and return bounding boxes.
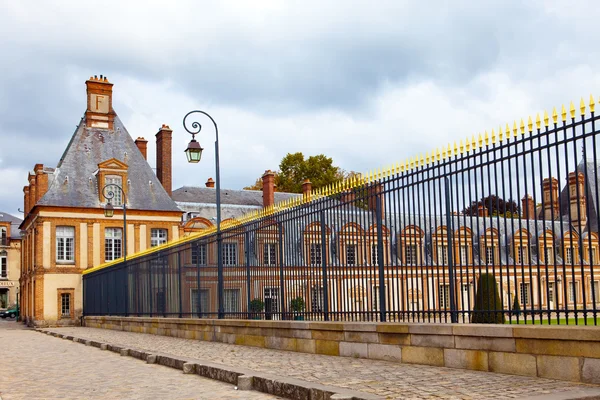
[84,100,600,325]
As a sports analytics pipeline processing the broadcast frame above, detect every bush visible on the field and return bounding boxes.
[290,297,305,313]
[249,298,264,313]
[511,296,521,316]
[471,273,505,324]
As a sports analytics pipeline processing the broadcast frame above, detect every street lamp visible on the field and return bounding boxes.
[183,110,224,319]
[102,184,127,262]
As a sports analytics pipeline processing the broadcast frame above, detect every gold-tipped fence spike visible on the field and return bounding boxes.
[513,121,518,137]
[426,152,430,164]
[552,107,558,124]
[505,123,510,139]
[527,115,533,132]
[535,113,541,130]
[484,131,489,146]
[590,94,596,113]
[459,139,464,153]
[569,101,576,119]
[543,110,549,127]
[476,133,481,149]
[454,141,458,155]
[490,129,495,144]
[465,138,471,152]
[447,143,452,157]
[471,135,477,148]
[561,104,567,121]
[520,118,525,134]
[421,154,425,166]
[580,98,586,116]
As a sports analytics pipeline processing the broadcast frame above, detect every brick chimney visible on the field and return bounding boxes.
[135,137,148,160]
[262,170,275,208]
[521,194,536,220]
[368,183,385,216]
[34,164,48,203]
[156,124,173,196]
[340,190,356,204]
[568,172,587,229]
[542,177,559,220]
[302,179,312,202]
[28,173,36,212]
[85,75,115,129]
[23,186,29,216]
[205,178,215,188]
[477,204,489,217]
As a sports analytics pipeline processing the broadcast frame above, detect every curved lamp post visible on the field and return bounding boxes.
[183,110,224,319]
[102,184,127,262]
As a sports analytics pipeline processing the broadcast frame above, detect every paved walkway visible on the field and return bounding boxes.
[42,325,600,400]
[0,320,280,400]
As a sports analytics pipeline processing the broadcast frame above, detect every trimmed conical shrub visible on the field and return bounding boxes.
[471,273,505,323]
[511,296,521,316]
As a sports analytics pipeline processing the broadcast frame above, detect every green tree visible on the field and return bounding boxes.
[471,273,506,324]
[511,296,521,316]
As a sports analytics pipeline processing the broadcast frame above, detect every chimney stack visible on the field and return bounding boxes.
[521,194,536,220]
[367,183,385,216]
[135,137,148,160]
[205,178,215,188]
[262,170,275,208]
[302,179,312,202]
[28,173,36,213]
[23,186,29,216]
[568,172,587,229]
[542,177,559,220]
[85,75,115,129]
[34,164,48,203]
[477,204,489,217]
[156,124,173,196]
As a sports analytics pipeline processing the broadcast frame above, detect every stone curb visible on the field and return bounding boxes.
[36,329,380,400]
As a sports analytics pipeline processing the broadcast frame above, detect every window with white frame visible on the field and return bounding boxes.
[191,243,207,265]
[61,293,71,317]
[439,284,450,308]
[520,282,531,305]
[151,229,168,247]
[516,246,526,264]
[593,281,599,305]
[547,282,555,304]
[105,176,123,206]
[56,226,75,262]
[310,243,322,266]
[0,251,6,278]
[569,281,578,303]
[345,244,357,266]
[223,289,240,313]
[191,288,210,314]
[311,285,324,312]
[372,285,381,311]
[405,244,418,265]
[459,245,468,265]
[263,243,277,266]
[437,245,448,265]
[104,228,122,261]
[0,228,6,246]
[222,243,237,266]
[485,246,494,264]
[543,246,553,264]
[565,247,573,264]
[371,244,380,266]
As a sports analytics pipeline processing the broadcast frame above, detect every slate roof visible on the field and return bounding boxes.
[37,115,180,212]
[173,186,301,207]
[0,212,23,239]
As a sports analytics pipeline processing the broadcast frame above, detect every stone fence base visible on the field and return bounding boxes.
[84,316,600,384]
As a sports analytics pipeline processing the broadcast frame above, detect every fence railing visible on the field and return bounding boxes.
[84,99,600,325]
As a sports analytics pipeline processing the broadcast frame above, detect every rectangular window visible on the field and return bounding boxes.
[0,255,6,278]
[346,244,356,266]
[460,246,468,265]
[105,176,123,206]
[485,246,494,265]
[151,229,168,247]
[593,281,600,305]
[61,293,71,317]
[56,226,75,262]
[543,246,553,264]
[104,228,122,261]
[405,245,417,265]
[372,285,381,311]
[371,244,380,265]
[516,246,526,264]
[222,243,237,266]
[310,243,322,266]
[439,284,450,309]
[191,288,210,314]
[566,247,573,264]
[1,228,7,246]
[191,243,207,265]
[520,282,531,305]
[311,285,324,312]
[263,243,277,266]
[569,281,578,303]
[547,282,555,304]
[264,287,279,314]
[437,245,448,265]
[223,289,240,313]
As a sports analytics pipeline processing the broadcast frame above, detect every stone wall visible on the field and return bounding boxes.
[85,316,600,384]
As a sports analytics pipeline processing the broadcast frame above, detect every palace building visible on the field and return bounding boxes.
[0,212,22,311]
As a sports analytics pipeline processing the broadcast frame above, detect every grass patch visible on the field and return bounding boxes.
[505,316,598,325]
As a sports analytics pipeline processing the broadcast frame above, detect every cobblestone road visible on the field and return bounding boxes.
[44,326,600,400]
[0,321,280,400]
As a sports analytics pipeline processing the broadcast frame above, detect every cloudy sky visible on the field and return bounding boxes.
[1,0,599,218]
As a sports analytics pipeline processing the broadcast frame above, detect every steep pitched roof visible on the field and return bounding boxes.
[37,115,180,212]
[172,186,301,207]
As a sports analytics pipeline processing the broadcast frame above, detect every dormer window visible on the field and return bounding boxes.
[105,176,123,206]
[96,158,128,206]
